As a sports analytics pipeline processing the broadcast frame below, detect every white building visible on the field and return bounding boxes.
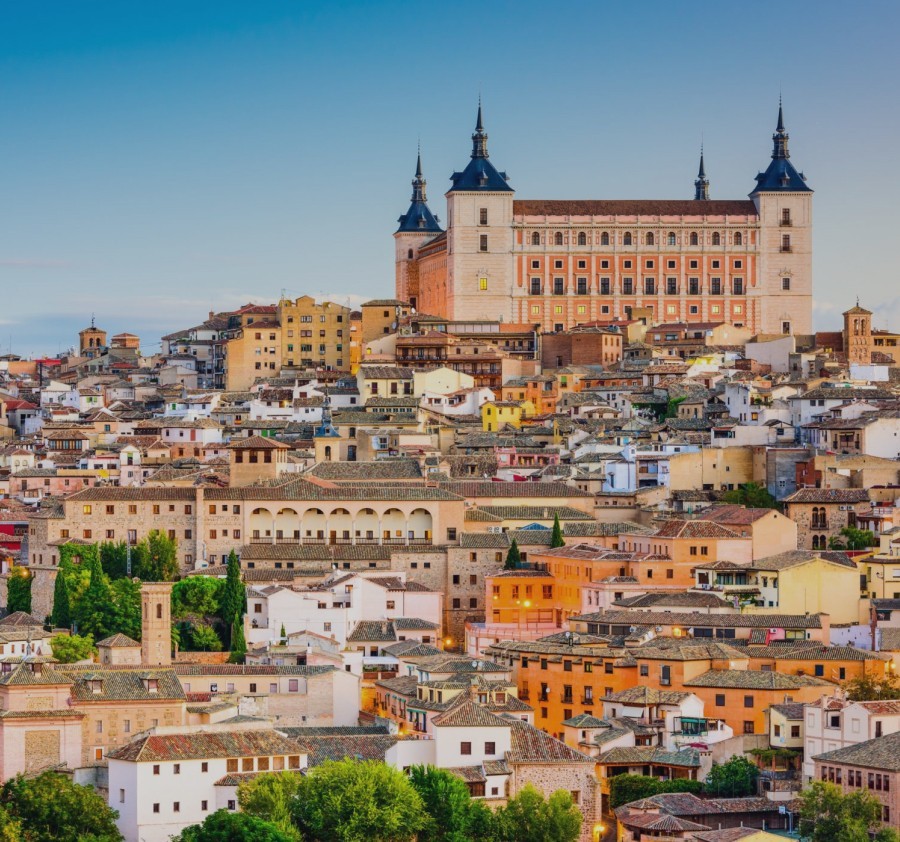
[107,726,306,842]
[802,696,900,782]
[246,572,442,659]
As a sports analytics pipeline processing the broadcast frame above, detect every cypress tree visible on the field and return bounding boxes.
[219,550,244,646]
[504,539,521,570]
[550,513,565,548]
[51,570,72,629]
[229,619,247,664]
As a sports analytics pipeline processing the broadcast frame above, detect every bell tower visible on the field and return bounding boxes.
[843,302,873,366]
[141,582,173,667]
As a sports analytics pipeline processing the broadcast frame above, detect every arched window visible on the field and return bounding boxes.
[554,232,564,246]
[734,232,743,246]
[407,248,413,259]
[600,232,610,246]
[156,603,163,620]
[577,232,587,246]
[667,232,676,246]
[812,534,821,550]
[531,232,540,246]
[712,232,721,246]
[689,232,699,246]
[623,232,633,246]
[645,232,655,246]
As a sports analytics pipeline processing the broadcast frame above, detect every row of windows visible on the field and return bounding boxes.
[284,314,343,323]
[81,503,193,516]
[529,257,744,270]
[529,231,747,247]
[527,277,746,296]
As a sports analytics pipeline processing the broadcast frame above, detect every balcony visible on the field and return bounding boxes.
[580,696,595,706]
[780,246,793,253]
[780,219,793,227]
[560,694,575,705]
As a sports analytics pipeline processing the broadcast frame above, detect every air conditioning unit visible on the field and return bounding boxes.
[487,526,503,534]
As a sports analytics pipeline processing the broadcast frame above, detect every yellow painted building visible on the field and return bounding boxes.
[224,321,282,391]
[278,295,351,371]
[481,399,535,432]
[745,550,865,625]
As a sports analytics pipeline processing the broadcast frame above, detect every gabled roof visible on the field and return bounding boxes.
[107,729,302,762]
[432,699,508,728]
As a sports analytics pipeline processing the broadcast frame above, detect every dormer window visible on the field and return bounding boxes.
[143,677,159,694]
[89,679,103,694]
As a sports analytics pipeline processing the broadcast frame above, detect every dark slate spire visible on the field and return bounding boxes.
[694,146,710,200]
[396,146,443,234]
[449,100,513,193]
[751,98,813,194]
[772,95,789,159]
[472,98,488,158]
[314,389,340,438]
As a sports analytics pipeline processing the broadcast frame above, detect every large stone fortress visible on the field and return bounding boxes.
[395,101,813,336]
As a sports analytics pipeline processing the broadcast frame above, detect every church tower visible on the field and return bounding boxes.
[843,302,873,366]
[445,101,515,322]
[751,99,814,336]
[141,582,173,667]
[394,148,443,311]
[694,146,710,200]
[78,317,107,359]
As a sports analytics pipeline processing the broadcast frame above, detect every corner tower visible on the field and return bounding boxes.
[394,148,443,311]
[445,102,515,322]
[751,99,814,336]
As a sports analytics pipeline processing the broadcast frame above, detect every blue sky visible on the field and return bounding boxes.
[1,0,899,355]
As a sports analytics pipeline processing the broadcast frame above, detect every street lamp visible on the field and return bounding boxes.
[592,822,606,841]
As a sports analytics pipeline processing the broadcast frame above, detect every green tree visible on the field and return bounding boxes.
[493,785,581,842]
[190,624,223,652]
[219,550,244,646]
[799,781,900,842]
[704,755,760,798]
[50,633,96,664]
[829,526,878,551]
[504,538,521,570]
[175,810,294,842]
[550,513,565,548]
[6,567,31,615]
[134,530,179,581]
[721,481,779,509]
[291,759,426,842]
[843,670,900,701]
[408,766,495,842]
[237,772,303,840]
[280,623,287,642]
[608,775,704,809]
[0,770,122,842]
[99,541,129,580]
[51,569,72,629]
[229,620,247,663]
[109,577,143,642]
[0,808,21,842]
[172,576,225,620]
[74,555,116,640]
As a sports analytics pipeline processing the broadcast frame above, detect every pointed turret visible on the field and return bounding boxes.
[448,101,513,192]
[694,146,710,200]
[751,98,812,194]
[395,147,443,234]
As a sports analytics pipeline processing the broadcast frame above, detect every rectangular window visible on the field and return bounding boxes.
[600,278,610,295]
[460,742,472,755]
[782,277,791,291]
[479,234,488,252]
[479,208,488,225]
[689,277,700,295]
[715,694,725,707]
[479,277,487,291]
[485,741,496,754]
[666,277,677,294]
[554,278,564,295]
[530,278,541,295]
[644,277,655,295]
[622,278,633,295]
[577,277,587,295]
